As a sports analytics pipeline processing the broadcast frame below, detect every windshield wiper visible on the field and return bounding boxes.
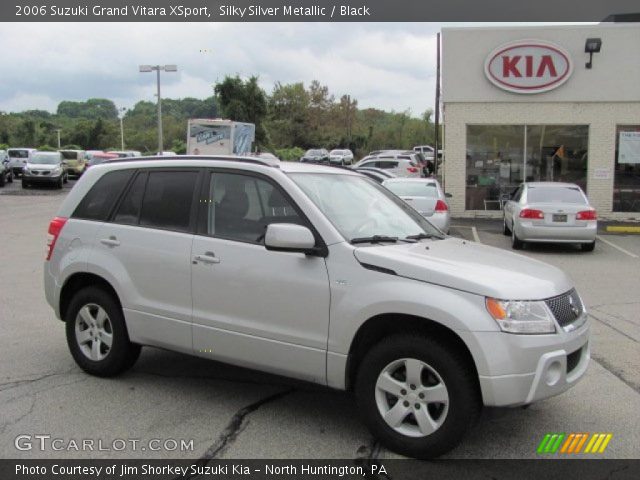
[405,232,445,241]
[350,235,399,244]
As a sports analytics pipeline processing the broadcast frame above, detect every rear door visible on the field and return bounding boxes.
[93,168,201,353]
[191,170,330,384]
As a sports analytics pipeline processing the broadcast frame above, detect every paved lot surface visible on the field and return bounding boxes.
[1,183,639,460]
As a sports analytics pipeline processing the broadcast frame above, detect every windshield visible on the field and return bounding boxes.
[306,150,323,156]
[330,150,343,155]
[288,173,442,242]
[8,149,30,158]
[386,181,438,198]
[527,186,587,204]
[60,151,79,160]
[30,153,60,165]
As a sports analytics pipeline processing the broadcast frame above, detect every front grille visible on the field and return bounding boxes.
[545,289,583,328]
[566,347,582,374]
[32,170,50,176]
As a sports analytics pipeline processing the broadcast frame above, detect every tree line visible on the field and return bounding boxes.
[0,76,437,160]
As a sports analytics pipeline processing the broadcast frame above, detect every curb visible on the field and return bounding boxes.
[605,225,640,234]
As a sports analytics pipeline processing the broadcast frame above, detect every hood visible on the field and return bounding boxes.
[353,237,573,300]
[27,163,59,171]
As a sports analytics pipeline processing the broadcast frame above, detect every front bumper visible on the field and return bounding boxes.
[517,221,597,243]
[24,173,62,184]
[462,316,590,407]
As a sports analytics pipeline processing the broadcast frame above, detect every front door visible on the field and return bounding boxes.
[191,171,331,384]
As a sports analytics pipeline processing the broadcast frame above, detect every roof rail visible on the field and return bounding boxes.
[106,155,279,168]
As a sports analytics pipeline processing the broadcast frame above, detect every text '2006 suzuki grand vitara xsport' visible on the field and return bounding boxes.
[44,156,590,458]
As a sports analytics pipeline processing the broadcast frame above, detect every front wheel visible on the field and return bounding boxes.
[503,216,511,235]
[355,335,481,459]
[65,287,141,377]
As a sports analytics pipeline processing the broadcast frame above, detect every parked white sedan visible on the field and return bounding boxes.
[503,182,597,251]
[382,178,451,234]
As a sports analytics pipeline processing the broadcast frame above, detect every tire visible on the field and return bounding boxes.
[581,240,596,252]
[65,287,141,377]
[511,226,524,250]
[63,173,68,184]
[354,334,481,459]
[503,216,510,235]
[57,177,63,189]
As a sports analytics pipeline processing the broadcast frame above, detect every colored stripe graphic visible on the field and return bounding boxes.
[542,433,613,454]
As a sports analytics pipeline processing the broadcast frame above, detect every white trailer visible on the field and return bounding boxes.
[186,119,255,155]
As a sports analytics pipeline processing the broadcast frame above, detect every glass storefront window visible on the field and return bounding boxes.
[466,125,588,210]
[614,125,640,212]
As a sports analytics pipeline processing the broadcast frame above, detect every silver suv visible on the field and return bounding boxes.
[44,156,590,459]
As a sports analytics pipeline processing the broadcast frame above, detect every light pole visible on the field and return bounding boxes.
[139,64,177,154]
[55,129,62,149]
[118,107,127,151]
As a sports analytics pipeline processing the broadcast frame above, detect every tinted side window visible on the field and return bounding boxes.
[139,171,198,232]
[112,172,147,225]
[72,170,134,221]
[378,161,399,169]
[205,172,303,243]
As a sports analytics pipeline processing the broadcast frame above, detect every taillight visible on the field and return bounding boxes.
[407,167,418,173]
[576,209,597,221]
[519,208,544,219]
[435,199,448,212]
[46,216,68,261]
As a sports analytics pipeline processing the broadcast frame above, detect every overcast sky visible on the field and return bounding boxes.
[0,22,575,117]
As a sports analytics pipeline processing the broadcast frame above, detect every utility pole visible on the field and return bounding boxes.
[434,32,441,178]
[119,107,127,150]
[55,129,62,149]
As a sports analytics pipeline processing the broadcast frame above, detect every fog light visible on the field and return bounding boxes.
[545,361,562,386]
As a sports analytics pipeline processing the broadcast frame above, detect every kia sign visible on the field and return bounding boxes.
[484,40,573,94]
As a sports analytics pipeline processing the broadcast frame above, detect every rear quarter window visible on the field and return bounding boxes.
[72,170,134,221]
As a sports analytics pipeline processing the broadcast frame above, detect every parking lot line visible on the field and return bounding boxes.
[471,226,481,244]
[597,235,639,259]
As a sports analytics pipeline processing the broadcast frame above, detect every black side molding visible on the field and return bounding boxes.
[360,263,397,276]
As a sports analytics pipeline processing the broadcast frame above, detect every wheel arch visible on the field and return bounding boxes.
[59,272,122,322]
[345,313,480,392]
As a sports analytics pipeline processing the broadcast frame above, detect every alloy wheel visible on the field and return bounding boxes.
[75,303,113,361]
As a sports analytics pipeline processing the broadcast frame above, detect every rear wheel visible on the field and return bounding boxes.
[355,334,480,459]
[503,216,511,235]
[65,287,141,377]
[581,240,596,252]
[511,227,524,250]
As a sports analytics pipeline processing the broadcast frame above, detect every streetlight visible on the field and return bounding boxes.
[118,107,127,151]
[55,129,62,149]
[139,64,177,154]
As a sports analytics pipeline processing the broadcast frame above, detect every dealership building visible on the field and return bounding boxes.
[442,24,640,219]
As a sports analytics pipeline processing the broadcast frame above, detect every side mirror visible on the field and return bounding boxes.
[445,192,452,198]
[265,223,317,254]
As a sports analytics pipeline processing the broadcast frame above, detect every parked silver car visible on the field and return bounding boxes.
[353,153,422,178]
[383,177,451,234]
[22,151,69,189]
[503,182,597,251]
[44,156,589,459]
[329,149,354,165]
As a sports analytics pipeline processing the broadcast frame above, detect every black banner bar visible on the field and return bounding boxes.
[5,0,640,22]
[2,459,640,480]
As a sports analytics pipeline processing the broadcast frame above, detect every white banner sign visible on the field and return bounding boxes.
[619,131,640,164]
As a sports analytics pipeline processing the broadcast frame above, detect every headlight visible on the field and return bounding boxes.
[486,298,556,334]
[52,167,62,175]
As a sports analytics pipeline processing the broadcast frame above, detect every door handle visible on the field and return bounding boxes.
[100,236,120,247]
[193,252,220,264]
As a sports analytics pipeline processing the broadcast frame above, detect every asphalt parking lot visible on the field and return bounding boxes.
[1,181,639,460]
